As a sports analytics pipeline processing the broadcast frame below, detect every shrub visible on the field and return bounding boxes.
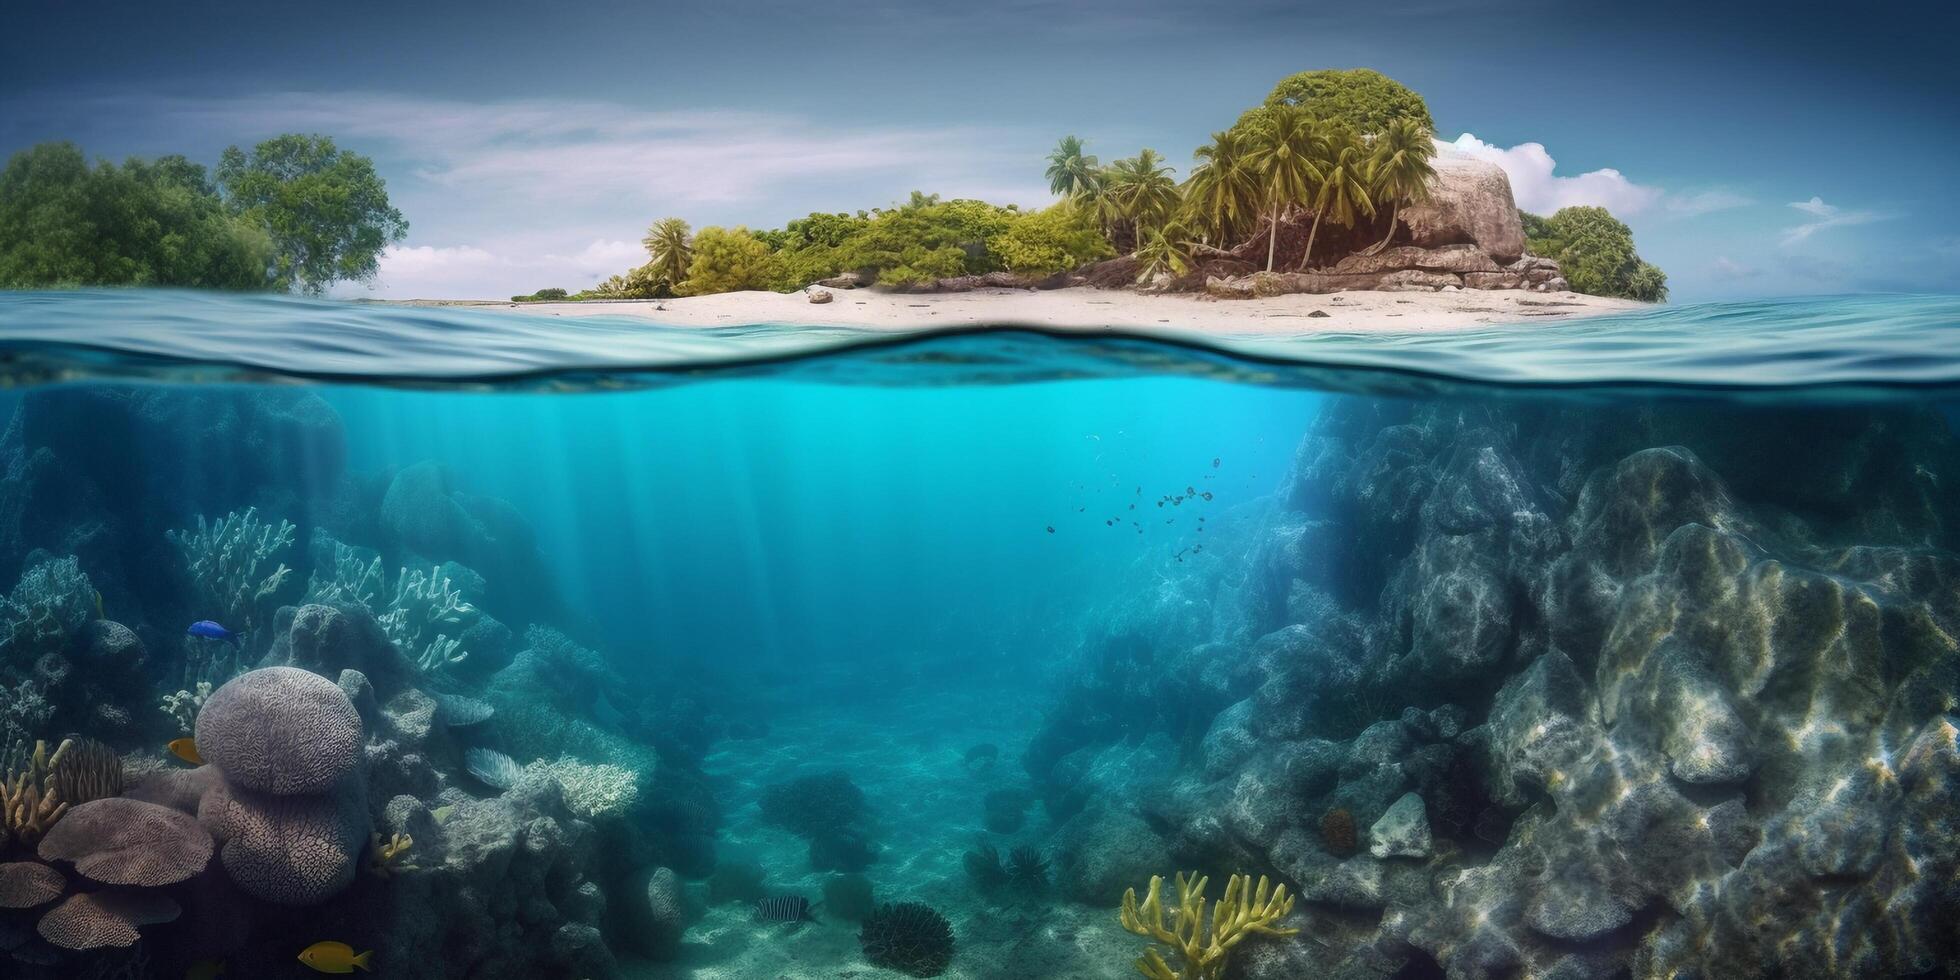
[1524,206,1668,301]
[677,226,781,295]
[988,204,1113,276]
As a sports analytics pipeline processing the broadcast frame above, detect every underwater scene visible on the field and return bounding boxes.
[0,290,1956,980]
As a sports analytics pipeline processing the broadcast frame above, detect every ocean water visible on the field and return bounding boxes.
[0,289,1956,979]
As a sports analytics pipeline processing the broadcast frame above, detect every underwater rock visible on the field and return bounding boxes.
[1052,806,1171,906]
[378,461,565,629]
[1367,792,1432,859]
[266,601,405,691]
[196,666,364,797]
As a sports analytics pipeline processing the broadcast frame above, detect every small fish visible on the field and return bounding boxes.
[298,941,372,974]
[186,960,227,980]
[1045,526,1055,534]
[187,620,243,646]
[167,737,204,765]
[754,895,817,924]
[1212,458,1221,468]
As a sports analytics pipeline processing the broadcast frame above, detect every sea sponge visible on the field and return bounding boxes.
[196,666,362,796]
[0,861,64,908]
[1321,807,1358,857]
[36,889,181,951]
[859,901,954,977]
[759,770,867,840]
[38,798,213,887]
[197,774,369,906]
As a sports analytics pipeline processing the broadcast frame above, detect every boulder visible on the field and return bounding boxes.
[1368,792,1433,859]
[1379,269,1463,292]
[806,288,833,304]
[1330,245,1501,276]
[815,271,866,289]
[1400,157,1527,262]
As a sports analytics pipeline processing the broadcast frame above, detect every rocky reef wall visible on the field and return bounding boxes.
[1026,395,1960,978]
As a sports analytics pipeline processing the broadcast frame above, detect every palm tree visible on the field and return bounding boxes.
[642,217,693,286]
[1240,106,1327,273]
[1361,117,1437,255]
[1183,129,1261,247]
[1045,136,1100,201]
[1134,222,1194,284]
[1300,128,1376,270]
[1107,149,1180,253]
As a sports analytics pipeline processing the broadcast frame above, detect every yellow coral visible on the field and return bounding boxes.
[1118,872,1298,980]
[1,739,73,848]
[365,832,417,878]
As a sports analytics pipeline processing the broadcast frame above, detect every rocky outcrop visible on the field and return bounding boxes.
[1399,156,1528,262]
[1202,246,1566,298]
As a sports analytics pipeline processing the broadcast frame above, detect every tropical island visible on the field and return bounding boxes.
[0,69,1664,332]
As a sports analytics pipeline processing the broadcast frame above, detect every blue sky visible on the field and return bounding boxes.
[3,0,1955,300]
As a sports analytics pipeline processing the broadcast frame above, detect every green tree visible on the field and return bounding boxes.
[1106,149,1180,254]
[0,142,274,290]
[676,226,780,295]
[643,217,693,286]
[1134,222,1195,283]
[1045,135,1101,201]
[1182,129,1262,246]
[1300,127,1375,269]
[836,198,1018,285]
[217,134,406,295]
[987,204,1113,275]
[1523,206,1668,301]
[1264,68,1434,135]
[1362,116,1437,255]
[1240,106,1328,273]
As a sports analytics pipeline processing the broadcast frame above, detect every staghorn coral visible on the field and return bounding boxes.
[303,539,386,608]
[526,756,640,820]
[167,508,296,639]
[1118,872,1297,980]
[38,797,212,887]
[859,901,954,978]
[378,565,475,676]
[195,667,362,797]
[0,556,94,661]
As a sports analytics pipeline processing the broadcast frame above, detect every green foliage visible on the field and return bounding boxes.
[642,217,693,286]
[511,287,569,302]
[0,142,275,290]
[987,204,1113,275]
[1182,129,1261,245]
[1264,68,1434,135]
[1301,127,1375,267]
[217,134,406,295]
[1046,135,1100,200]
[1239,106,1329,271]
[677,226,781,295]
[1524,206,1668,301]
[835,198,1018,286]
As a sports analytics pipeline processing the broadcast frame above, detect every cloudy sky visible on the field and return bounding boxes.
[3,0,1954,301]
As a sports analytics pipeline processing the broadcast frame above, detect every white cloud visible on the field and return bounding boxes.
[1439,133,1663,215]
[1781,196,1886,245]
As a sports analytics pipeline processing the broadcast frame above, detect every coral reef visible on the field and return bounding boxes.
[859,901,954,977]
[525,756,640,820]
[166,507,296,638]
[1118,872,1298,980]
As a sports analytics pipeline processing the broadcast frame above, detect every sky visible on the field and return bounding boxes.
[3,0,1955,302]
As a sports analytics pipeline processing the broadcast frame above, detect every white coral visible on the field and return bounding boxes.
[159,681,214,735]
[167,508,295,636]
[377,566,475,678]
[527,756,641,820]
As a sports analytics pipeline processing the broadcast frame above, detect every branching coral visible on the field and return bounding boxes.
[0,556,95,660]
[365,831,417,878]
[159,681,213,735]
[377,566,475,677]
[167,508,296,637]
[0,738,115,848]
[303,541,386,608]
[1118,872,1298,980]
[526,756,640,820]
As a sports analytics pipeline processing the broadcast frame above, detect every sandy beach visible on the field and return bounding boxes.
[421,286,1647,335]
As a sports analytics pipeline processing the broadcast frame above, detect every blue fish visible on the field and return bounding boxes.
[187,620,243,646]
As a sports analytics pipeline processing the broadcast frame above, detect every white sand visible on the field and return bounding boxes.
[430,286,1645,336]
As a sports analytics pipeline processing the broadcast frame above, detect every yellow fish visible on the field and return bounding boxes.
[186,960,227,980]
[298,941,373,974]
[167,738,204,766]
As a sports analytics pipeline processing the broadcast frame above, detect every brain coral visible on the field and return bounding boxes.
[196,666,362,796]
[38,798,213,887]
[37,889,181,950]
[198,775,370,906]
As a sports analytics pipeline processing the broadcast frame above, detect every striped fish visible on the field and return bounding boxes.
[754,895,817,924]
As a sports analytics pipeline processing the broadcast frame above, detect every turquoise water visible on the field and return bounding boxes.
[0,290,1956,979]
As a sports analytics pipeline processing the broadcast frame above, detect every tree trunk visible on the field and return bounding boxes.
[1299,214,1323,271]
[1265,209,1279,273]
[1362,202,1400,256]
